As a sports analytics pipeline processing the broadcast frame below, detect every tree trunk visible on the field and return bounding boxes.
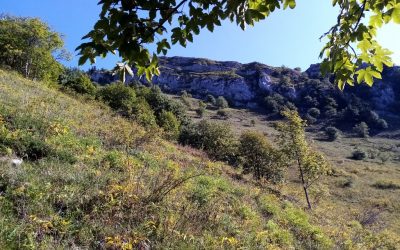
[298,160,312,209]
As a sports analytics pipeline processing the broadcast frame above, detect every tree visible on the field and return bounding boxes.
[0,15,68,81]
[58,68,96,95]
[216,96,229,109]
[77,0,399,89]
[276,110,329,209]
[239,131,284,182]
[112,62,134,84]
[353,122,370,138]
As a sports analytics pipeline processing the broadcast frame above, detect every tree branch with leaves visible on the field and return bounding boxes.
[77,0,400,89]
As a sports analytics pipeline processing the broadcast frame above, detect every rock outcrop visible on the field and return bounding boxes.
[89,56,400,111]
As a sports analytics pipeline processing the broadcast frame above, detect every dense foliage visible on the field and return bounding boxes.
[239,131,285,182]
[0,15,67,82]
[58,68,97,95]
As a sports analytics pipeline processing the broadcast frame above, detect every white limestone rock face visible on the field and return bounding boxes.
[89,56,400,111]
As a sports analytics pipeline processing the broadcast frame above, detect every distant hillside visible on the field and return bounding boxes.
[91,57,400,111]
[90,57,400,133]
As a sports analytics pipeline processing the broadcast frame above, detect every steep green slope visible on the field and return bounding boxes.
[0,70,398,249]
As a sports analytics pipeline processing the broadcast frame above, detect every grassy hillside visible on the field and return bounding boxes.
[0,70,399,249]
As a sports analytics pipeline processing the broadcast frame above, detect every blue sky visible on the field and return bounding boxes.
[1,0,399,70]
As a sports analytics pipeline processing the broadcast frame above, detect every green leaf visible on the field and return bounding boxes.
[392,4,400,24]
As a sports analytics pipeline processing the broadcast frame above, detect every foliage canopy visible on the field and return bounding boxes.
[77,0,400,89]
[0,15,68,82]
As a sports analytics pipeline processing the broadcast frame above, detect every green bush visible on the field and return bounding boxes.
[372,180,400,190]
[196,107,206,118]
[325,126,340,141]
[58,68,96,95]
[307,107,320,118]
[324,107,338,118]
[353,122,369,138]
[132,97,157,128]
[216,109,229,119]
[376,118,388,129]
[179,120,237,163]
[352,149,367,160]
[158,111,181,140]
[239,131,283,182]
[97,83,136,114]
[206,94,216,105]
[143,87,189,126]
[216,96,229,109]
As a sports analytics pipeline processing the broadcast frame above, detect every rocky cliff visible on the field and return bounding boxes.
[90,56,400,112]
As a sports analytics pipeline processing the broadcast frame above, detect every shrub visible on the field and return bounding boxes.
[307,108,320,118]
[132,97,157,127]
[179,120,237,163]
[324,107,337,118]
[250,119,256,127]
[196,107,206,118]
[198,101,207,109]
[216,109,229,119]
[325,126,340,141]
[143,87,189,126]
[353,122,369,138]
[58,68,96,95]
[158,111,181,140]
[180,90,191,98]
[376,118,388,129]
[303,95,319,108]
[239,131,283,182]
[206,94,216,105]
[352,149,367,160]
[372,180,400,190]
[97,83,136,114]
[181,95,191,108]
[264,94,286,113]
[216,96,229,109]
[305,114,317,124]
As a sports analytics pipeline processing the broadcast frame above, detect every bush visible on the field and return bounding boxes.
[142,87,189,126]
[158,111,181,140]
[216,109,229,119]
[305,114,317,124]
[325,126,340,141]
[132,97,157,128]
[353,122,369,138]
[307,108,320,118]
[324,107,337,118]
[196,107,206,118]
[216,96,229,109]
[97,83,136,114]
[239,131,283,182]
[352,149,367,160]
[179,120,237,163]
[264,94,286,113]
[372,180,400,190]
[303,95,319,108]
[58,68,96,95]
[376,118,388,129]
[206,94,216,105]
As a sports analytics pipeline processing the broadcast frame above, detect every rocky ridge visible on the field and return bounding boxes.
[90,56,400,111]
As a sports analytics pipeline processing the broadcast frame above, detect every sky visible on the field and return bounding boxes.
[1,0,399,70]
